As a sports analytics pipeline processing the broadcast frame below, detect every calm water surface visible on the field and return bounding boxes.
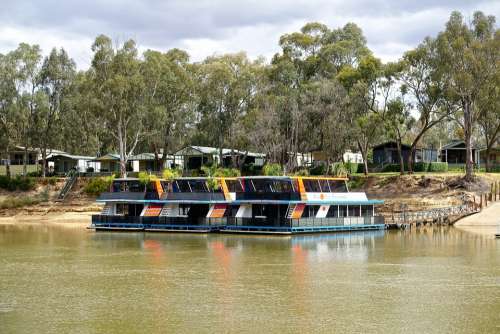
[0,224,499,333]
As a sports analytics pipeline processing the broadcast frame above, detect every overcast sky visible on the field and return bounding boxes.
[1,0,499,69]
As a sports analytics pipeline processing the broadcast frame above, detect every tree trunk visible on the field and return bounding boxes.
[41,149,47,178]
[357,140,369,176]
[407,148,415,174]
[463,100,474,181]
[396,140,404,176]
[4,148,11,179]
[120,159,127,178]
[23,147,28,176]
[485,148,491,172]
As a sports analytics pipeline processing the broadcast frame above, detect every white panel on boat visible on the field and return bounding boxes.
[316,205,330,218]
[235,204,252,218]
[160,204,178,217]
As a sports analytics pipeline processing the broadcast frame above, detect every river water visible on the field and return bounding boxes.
[0,224,499,333]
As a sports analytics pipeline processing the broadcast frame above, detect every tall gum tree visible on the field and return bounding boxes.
[91,35,145,177]
[436,11,497,181]
[399,38,451,174]
[39,48,76,177]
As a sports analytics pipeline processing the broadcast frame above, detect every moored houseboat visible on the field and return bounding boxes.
[90,176,385,234]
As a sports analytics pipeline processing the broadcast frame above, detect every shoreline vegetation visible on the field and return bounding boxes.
[1,173,499,228]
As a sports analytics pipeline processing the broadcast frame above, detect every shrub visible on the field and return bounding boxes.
[344,161,359,175]
[294,169,310,176]
[0,190,49,209]
[330,162,348,176]
[381,164,402,172]
[84,176,114,196]
[347,176,366,190]
[428,162,448,172]
[309,163,326,175]
[162,168,182,181]
[262,163,283,176]
[138,171,157,184]
[413,162,448,172]
[201,166,241,177]
[0,176,36,191]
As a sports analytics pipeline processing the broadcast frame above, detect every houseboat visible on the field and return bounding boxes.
[90,176,385,234]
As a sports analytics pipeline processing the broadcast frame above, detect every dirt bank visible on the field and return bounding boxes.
[352,173,499,215]
[0,177,101,220]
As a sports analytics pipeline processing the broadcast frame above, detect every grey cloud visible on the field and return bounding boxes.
[1,0,498,67]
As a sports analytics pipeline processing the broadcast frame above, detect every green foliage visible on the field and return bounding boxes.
[138,171,157,184]
[205,177,220,191]
[344,161,360,175]
[162,168,182,181]
[294,169,310,176]
[83,176,114,196]
[201,165,241,177]
[330,162,348,176]
[309,163,326,175]
[0,176,36,191]
[414,162,448,172]
[347,176,366,190]
[382,164,404,172]
[262,163,283,176]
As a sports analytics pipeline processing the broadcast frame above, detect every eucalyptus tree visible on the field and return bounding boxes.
[477,30,500,171]
[10,43,43,175]
[0,53,17,177]
[195,52,260,166]
[301,79,350,169]
[90,35,145,177]
[38,48,76,176]
[337,54,386,175]
[399,38,451,173]
[142,48,194,170]
[436,11,497,180]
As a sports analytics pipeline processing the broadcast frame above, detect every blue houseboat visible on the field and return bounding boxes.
[90,176,385,234]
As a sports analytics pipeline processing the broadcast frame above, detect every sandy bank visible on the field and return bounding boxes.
[455,202,500,226]
[0,211,96,225]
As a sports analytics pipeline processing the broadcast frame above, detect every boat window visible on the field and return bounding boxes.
[160,181,172,192]
[349,206,360,217]
[178,204,190,216]
[128,181,144,193]
[338,205,348,217]
[303,179,321,192]
[273,180,293,193]
[226,180,243,192]
[306,205,320,217]
[112,181,121,192]
[115,203,128,215]
[327,206,339,217]
[318,179,330,192]
[176,180,191,192]
[188,180,209,192]
[328,180,347,192]
[361,205,373,217]
[251,179,274,192]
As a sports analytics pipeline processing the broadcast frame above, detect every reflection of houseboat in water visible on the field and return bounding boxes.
[90,176,385,234]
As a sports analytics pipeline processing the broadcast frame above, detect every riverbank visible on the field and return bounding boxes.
[1,173,498,225]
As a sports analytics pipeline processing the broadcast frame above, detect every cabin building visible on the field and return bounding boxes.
[440,140,481,166]
[174,146,265,171]
[45,153,99,174]
[373,141,438,165]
